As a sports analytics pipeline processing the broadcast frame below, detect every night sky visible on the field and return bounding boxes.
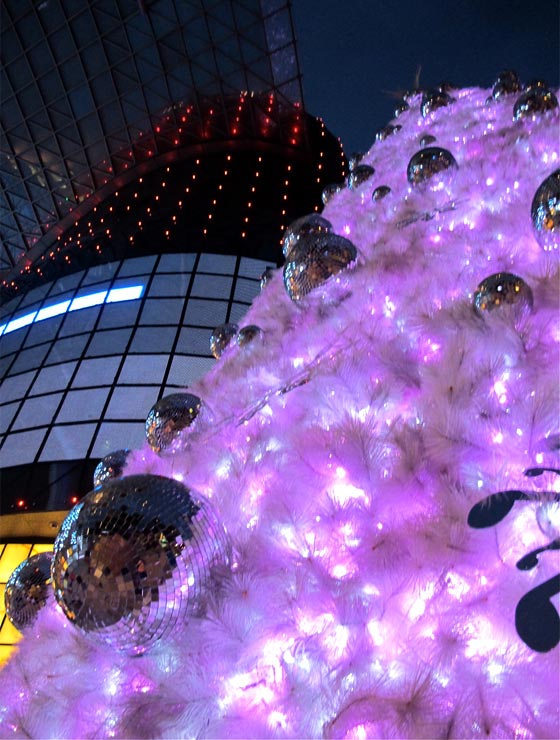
[292,0,560,154]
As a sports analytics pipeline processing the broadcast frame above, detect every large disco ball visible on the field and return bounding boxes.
[51,475,231,654]
[5,552,53,631]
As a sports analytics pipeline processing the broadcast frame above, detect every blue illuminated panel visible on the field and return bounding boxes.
[0,286,144,338]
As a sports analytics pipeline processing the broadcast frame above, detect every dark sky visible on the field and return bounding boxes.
[292,0,560,154]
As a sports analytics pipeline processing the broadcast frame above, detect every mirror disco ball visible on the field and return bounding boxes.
[283,232,357,302]
[5,552,53,631]
[51,474,231,654]
[145,393,202,453]
[473,272,533,327]
[93,449,130,487]
[282,213,333,258]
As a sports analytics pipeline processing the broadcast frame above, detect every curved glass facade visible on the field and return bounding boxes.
[0,0,346,667]
[0,251,269,470]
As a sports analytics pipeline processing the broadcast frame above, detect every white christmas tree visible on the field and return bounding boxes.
[1,77,559,739]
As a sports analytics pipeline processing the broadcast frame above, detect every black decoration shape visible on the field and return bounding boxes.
[467,489,533,528]
[468,465,560,653]
[515,575,560,653]
[516,539,560,571]
[524,466,560,477]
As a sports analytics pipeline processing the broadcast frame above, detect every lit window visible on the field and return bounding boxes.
[3,311,37,334]
[106,285,144,303]
[35,300,71,322]
[0,284,144,339]
[69,291,108,311]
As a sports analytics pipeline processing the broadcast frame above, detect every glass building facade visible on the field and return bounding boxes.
[0,0,345,664]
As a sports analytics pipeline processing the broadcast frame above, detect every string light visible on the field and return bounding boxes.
[3,95,345,297]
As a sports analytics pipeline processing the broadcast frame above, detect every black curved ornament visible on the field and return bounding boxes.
[468,466,560,653]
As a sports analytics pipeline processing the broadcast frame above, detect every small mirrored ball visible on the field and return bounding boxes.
[282,214,333,258]
[146,393,202,453]
[322,183,342,206]
[513,88,558,120]
[376,125,401,142]
[407,147,458,186]
[348,164,375,190]
[347,152,365,172]
[421,89,454,117]
[5,552,53,631]
[260,266,275,290]
[419,134,436,147]
[237,325,263,348]
[372,185,391,201]
[492,70,521,100]
[531,169,560,251]
[93,449,130,487]
[473,272,533,326]
[210,322,239,359]
[283,232,357,302]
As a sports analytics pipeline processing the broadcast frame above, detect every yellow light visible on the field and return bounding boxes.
[30,544,52,556]
[0,544,33,581]
[0,617,23,647]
